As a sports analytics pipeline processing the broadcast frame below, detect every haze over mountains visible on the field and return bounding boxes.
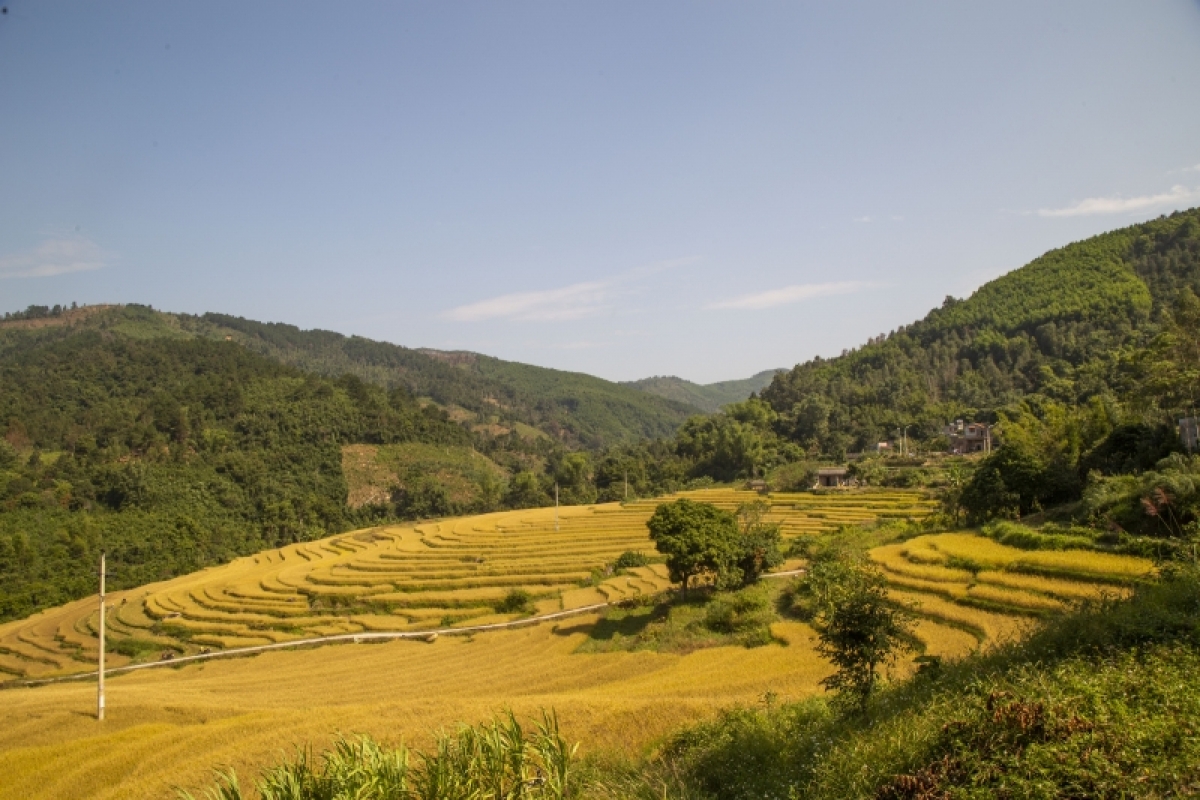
[621,370,782,412]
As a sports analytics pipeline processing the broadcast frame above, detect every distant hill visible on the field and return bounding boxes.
[623,370,782,412]
[0,307,701,449]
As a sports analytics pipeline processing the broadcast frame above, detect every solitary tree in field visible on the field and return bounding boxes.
[646,499,740,596]
[796,543,914,713]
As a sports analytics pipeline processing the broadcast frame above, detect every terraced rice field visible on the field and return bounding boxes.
[871,533,1154,642]
[0,491,1156,800]
[0,488,937,680]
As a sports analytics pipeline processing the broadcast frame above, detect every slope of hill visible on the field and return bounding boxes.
[622,369,781,412]
[760,208,1200,453]
[0,306,700,450]
[183,313,701,448]
[0,321,473,623]
[0,488,940,678]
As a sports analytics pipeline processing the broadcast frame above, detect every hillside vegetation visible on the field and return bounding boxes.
[184,312,700,447]
[0,323,473,622]
[0,304,706,623]
[622,370,781,413]
[761,209,1200,454]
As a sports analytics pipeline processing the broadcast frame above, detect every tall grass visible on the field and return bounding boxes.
[180,710,576,800]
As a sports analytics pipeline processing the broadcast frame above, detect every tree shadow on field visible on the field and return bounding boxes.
[555,602,669,643]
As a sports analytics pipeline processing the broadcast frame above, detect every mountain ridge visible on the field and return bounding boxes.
[621,369,782,412]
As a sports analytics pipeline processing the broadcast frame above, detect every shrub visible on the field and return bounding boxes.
[981,520,1095,551]
[493,588,533,615]
[702,586,775,645]
[612,550,649,571]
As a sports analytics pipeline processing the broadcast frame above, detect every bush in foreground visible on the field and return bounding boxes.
[180,710,576,800]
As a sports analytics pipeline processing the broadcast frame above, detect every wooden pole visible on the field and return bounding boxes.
[624,470,628,501]
[97,550,105,721]
[554,484,559,532]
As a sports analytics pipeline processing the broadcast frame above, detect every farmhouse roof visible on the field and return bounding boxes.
[817,467,848,476]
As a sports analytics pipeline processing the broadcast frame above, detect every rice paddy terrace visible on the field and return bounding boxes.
[0,489,938,681]
[0,489,1162,800]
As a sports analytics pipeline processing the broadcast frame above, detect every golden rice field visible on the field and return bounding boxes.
[0,488,1156,800]
[871,533,1154,638]
[0,488,937,681]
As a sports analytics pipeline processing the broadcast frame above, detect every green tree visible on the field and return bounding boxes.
[504,471,548,509]
[734,501,783,585]
[0,440,17,470]
[794,545,914,713]
[959,445,1045,523]
[645,499,740,597]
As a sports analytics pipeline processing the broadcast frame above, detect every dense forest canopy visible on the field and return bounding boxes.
[759,209,1200,455]
[186,312,699,448]
[0,322,474,620]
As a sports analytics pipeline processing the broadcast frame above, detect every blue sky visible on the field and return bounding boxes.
[2,2,1200,383]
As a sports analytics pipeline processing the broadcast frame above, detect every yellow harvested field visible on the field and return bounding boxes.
[0,490,934,681]
[889,589,1032,644]
[975,570,1128,602]
[0,607,981,800]
[901,533,1155,582]
[875,532,1152,628]
[7,494,1130,800]
[871,544,976,583]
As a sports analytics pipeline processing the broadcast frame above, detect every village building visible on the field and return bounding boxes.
[816,467,849,488]
[944,419,991,454]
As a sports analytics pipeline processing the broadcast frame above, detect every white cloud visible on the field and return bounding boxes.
[441,256,698,323]
[854,215,872,223]
[1037,185,1200,218]
[442,281,610,322]
[0,237,108,279]
[708,281,874,311]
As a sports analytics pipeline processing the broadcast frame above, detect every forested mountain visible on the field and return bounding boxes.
[0,306,699,449]
[622,369,781,412]
[0,321,484,621]
[182,313,699,448]
[0,304,707,621]
[589,209,1200,500]
[5,209,1200,623]
[760,208,1200,454]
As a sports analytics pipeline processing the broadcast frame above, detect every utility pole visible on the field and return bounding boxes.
[624,470,628,501]
[97,550,106,721]
[554,484,559,532]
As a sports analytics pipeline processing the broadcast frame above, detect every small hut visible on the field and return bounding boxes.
[816,467,849,488]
